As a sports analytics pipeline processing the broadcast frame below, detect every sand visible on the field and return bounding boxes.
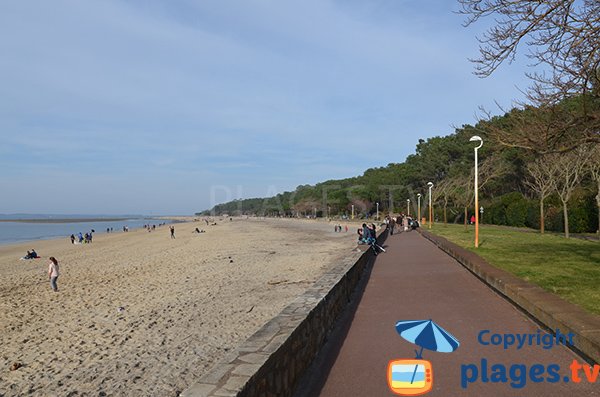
[0,218,358,396]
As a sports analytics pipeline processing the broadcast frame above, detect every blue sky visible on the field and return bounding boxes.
[0,0,531,215]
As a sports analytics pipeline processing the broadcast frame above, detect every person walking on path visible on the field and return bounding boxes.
[48,257,59,292]
[170,225,176,239]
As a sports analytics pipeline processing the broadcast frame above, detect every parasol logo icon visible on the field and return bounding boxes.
[387,319,460,396]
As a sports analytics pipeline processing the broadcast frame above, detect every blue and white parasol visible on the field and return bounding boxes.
[395,319,460,385]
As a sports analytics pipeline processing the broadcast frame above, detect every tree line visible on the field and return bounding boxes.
[200,105,599,237]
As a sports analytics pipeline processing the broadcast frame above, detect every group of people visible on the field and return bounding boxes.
[24,222,193,294]
[357,223,386,255]
[385,214,419,235]
[144,223,169,232]
[357,223,377,243]
[22,248,39,260]
[70,231,93,244]
[352,213,423,255]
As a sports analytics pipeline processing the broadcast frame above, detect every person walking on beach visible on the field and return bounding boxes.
[48,257,59,292]
[170,225,175,239]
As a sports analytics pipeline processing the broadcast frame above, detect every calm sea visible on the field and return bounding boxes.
[0,219,174,245]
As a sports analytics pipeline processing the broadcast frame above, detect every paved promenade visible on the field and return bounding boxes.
[297,230,598,396]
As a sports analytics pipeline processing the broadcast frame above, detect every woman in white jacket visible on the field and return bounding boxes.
[48,257,59,292]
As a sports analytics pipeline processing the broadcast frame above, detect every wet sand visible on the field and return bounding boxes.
[0,218,356,396]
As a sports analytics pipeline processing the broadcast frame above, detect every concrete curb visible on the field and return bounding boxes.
[420,229,600,364]
[180,227,389,397]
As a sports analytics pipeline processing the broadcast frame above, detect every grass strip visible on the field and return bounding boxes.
[428,224,600,315]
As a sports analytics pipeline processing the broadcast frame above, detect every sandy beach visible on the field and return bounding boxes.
[0,218,358,396]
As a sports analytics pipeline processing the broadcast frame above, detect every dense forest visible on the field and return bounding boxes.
[199,96,600,235]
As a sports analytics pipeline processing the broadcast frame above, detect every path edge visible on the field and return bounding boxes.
[419,229,600,365]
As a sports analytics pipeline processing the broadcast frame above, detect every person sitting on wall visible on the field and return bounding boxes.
[411,219,420,230]
[357,228,365,244]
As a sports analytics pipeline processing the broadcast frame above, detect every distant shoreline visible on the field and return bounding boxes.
[0,218,131,224]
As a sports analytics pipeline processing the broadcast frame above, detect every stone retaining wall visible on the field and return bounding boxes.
[181,227,388,397]
[420,229,600,364]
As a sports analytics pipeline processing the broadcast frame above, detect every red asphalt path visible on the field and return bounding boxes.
[298,230,598,397]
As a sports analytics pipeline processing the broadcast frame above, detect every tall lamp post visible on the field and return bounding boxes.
[417,193,421,223]
[376,202,379,220]
[427,182,433,229]
[470,135,483,248]
[406,199,410,216]
[351,204,355,220]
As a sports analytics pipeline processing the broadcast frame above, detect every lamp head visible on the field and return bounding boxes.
[417,193,421,198]
[470,135,483,149]
[427,182,433,188]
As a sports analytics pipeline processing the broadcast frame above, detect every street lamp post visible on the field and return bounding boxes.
[351,205,355,220]
[376,202,379,220]
[417,193,421,223]
[406,199,410,216]
[470,135,483,248]
[427,182,433,229]
[480,206,484,224]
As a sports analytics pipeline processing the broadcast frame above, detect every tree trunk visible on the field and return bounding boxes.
[562,201,570,239]
[540,199,545,234]
[464,207,468,231]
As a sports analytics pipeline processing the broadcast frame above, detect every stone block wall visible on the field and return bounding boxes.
[181,227,388,396]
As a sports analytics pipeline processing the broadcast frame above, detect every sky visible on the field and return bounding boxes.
[0,0,533,215]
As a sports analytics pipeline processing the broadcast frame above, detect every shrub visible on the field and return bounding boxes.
[504,193,528,227]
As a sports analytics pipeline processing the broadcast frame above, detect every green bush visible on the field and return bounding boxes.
[568,193,596,233]
[487,197,506,225]
[526,200,540,229]
[504,193,528,227]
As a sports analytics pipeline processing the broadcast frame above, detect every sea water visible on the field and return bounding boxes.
[0,219,174,245]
